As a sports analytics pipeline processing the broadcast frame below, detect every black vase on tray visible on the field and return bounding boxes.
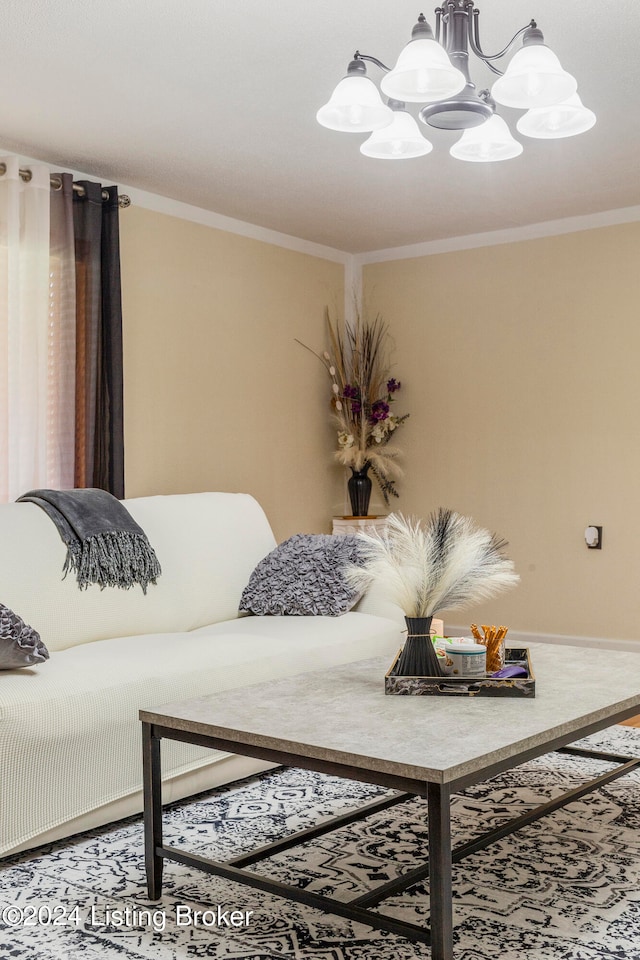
[348,463,372,517]
[394,616,442,677]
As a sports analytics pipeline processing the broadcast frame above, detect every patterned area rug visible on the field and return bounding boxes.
[1,726,640,960]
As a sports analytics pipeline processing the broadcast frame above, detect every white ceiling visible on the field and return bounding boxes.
[1,0,638,253]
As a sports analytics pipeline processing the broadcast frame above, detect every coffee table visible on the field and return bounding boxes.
[140,642,640,959]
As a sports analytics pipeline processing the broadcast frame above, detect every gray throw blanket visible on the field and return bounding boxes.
[18,488,162,593]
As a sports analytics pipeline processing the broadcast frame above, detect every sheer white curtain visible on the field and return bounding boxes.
[0,156,76,501]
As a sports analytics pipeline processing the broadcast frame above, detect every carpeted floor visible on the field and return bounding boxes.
[1,726,639,960]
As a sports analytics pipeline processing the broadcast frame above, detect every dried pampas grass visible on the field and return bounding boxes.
[345,509,519,618]
[296,311,409,503]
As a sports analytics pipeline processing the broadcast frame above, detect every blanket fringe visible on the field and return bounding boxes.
[63,532,162,593]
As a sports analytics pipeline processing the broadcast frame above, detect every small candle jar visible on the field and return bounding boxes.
[448,643,487,678]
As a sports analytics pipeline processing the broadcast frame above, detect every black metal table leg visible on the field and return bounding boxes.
[142,722,164,900]
[427,782,453,960]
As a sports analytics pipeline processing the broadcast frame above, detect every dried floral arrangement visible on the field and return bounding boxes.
[345,509,520,619]
[297,312,409,503]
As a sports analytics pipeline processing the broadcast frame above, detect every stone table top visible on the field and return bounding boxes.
[140,642,640,786]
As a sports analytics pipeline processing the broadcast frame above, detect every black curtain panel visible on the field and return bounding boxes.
[73,182,124,498]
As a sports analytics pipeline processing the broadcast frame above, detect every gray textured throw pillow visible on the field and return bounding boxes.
[239,533,365,616]
[0,603,49,670]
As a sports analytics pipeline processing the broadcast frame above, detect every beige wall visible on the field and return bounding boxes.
[364,223,640,641]
[120,206,345,541]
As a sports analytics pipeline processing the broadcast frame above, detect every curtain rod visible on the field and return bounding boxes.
[0,163,131,208]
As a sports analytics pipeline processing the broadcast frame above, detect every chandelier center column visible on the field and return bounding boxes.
[444,2,472,85]
[419,2,493,130]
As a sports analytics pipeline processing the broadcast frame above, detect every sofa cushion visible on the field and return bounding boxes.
[0,611,402,856]
[240,534,364,616]
[0,603,49,670]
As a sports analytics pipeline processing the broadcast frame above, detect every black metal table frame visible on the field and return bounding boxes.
[142,707,640,960]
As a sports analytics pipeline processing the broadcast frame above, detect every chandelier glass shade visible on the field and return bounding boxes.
[360,105,433,159]
[315,70,393,132]
[516,93,596,139]
[449,114,523,162]
[380,38,466,102]
[316,3,595,163]
[491,44,577,109]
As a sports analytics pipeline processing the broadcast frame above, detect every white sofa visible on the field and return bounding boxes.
[0,492,409,858]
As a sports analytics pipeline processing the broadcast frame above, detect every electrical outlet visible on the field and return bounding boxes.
[585,525,602,549]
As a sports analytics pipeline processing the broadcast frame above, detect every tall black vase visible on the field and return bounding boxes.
[348,463,372,517]
[394,616,443,677]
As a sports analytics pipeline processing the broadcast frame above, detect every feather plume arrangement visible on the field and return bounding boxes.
[296,310,409,504]
[344,509,520,618]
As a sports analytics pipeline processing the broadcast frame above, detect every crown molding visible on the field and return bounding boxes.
[122,186,352,265]
[355,205,640,266]
[0,145,351,266]
[5,145,640,284]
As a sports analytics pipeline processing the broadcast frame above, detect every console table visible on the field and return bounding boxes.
[332,516,387,535]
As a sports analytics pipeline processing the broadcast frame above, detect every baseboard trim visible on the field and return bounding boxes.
[446,625,640,653]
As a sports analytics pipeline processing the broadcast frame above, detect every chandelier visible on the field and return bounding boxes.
[316,2,595,162]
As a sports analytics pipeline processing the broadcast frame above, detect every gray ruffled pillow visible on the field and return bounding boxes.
[240,534,364,616]
[0,603,49,670]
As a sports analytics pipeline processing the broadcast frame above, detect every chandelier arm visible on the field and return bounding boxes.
[469,12,536,64]
[353,51,391,73]
[481,58,506,78]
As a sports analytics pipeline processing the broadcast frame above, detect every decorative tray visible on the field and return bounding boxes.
[385,647,535,698]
